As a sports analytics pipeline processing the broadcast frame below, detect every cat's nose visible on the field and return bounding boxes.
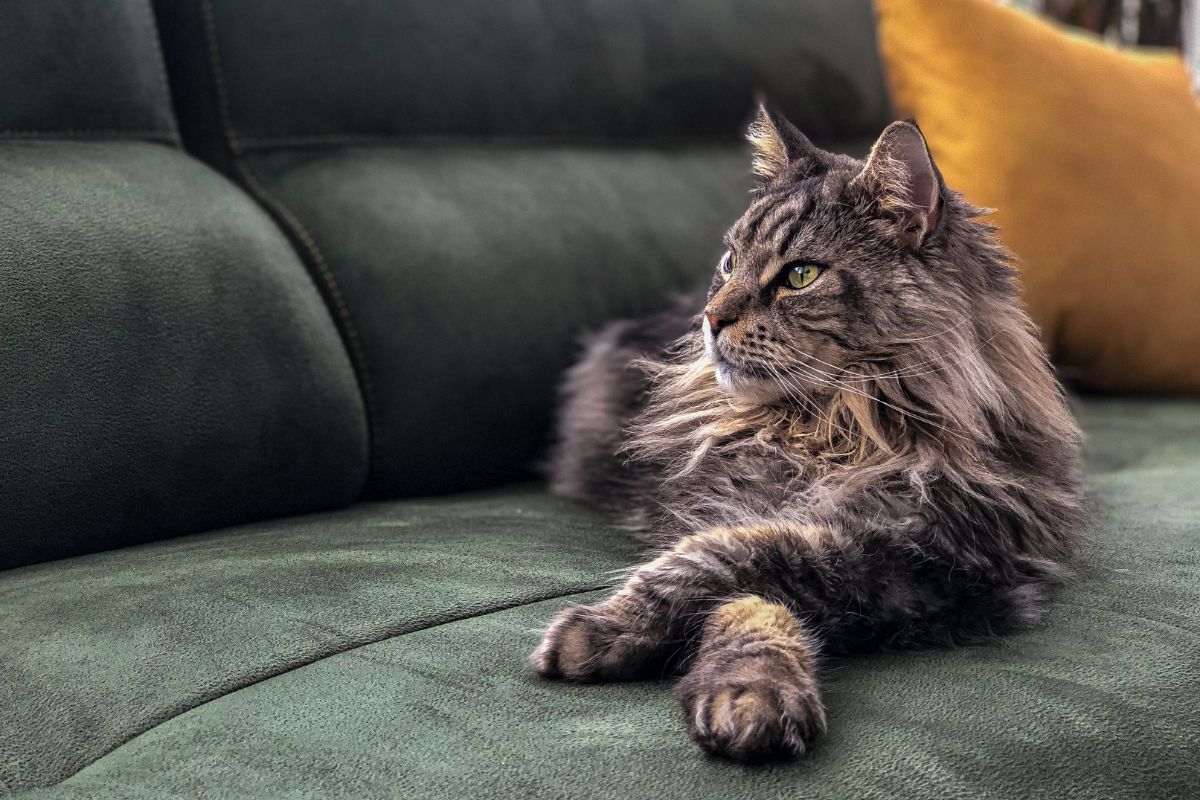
[705,310,733,334]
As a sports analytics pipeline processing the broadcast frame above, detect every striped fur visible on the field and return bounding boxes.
[534,110,1086,761]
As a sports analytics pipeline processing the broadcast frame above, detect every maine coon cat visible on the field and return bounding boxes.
[530,107,1085,761]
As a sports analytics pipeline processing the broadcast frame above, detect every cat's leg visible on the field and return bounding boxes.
[532,520,1056,758]
[528,585,678,682]
[530,523,847,682]
[529,522,887,757]
[676,595,825,760]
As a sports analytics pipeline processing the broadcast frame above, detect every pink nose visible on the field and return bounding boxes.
[706,311,727,333]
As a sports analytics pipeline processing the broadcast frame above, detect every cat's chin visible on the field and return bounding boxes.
[712,362,786,405]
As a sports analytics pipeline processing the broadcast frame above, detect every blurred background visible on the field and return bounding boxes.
[1008,0,1184,45]
[1006,0,1199,82]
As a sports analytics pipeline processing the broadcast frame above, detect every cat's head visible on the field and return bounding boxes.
[704,106,1015,405]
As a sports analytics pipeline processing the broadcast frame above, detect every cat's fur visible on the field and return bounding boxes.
[530,108,1085,761]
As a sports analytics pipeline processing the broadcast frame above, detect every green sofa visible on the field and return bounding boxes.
[2,2,1197,797]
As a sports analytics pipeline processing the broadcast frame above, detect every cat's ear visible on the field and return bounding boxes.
[854,121,944,249]
[747,103,820,182]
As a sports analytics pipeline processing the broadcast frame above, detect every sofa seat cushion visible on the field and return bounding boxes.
[7,398,1200,798]
[0,487,634,793]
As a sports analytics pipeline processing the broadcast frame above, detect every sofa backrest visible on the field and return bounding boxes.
[158,0,890,149]
[151,0,891,500]
[0,0,178,143]
[0,0,369,570]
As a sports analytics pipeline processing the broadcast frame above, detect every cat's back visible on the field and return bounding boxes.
[547,295,700,506]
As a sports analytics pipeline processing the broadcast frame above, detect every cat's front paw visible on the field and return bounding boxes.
[676,663,826,761]
[529,602,667,682]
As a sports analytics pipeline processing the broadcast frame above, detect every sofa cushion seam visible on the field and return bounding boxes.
[196,0,380,493]
[198,0,242,154]
[231,158,381,496]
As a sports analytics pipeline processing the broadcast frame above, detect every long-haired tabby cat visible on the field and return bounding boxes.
[530,107,1085,761]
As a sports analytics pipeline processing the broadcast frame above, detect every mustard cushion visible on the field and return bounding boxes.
[875,0,1200,394]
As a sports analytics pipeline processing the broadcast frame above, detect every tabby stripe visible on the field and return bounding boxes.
[740,193,789,240]
[770,191,813,250]
[759,197,803,244]
[838,271,865,312]
[775,215,807,257]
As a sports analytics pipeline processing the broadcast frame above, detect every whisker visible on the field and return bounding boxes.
[782,356,970,442]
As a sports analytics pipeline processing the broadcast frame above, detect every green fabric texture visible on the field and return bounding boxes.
[0,0,176,142]
[0,141,368,569]
[243,145,759,495]
[0,488,633,793]
[154,0,890,145]
[5,398,1199,798]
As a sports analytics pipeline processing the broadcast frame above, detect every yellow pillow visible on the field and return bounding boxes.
[874,0,1200,393]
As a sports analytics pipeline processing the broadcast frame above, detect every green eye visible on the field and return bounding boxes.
[786,263,824,290]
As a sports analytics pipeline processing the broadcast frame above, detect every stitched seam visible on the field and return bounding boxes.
[235,159,382,485]
[199,0,242,155]
[138,0,182,146]
[197,0,381,485]
[35,584,610,790]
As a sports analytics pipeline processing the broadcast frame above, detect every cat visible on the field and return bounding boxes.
[530,106,1086,762]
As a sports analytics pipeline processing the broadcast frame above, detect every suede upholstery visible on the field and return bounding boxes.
[0,0,177,142]
[0,488,630,792]
[0,141,369,569]
[3,400,1198,798]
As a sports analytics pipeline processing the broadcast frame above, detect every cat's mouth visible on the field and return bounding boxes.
[705,334,786,404]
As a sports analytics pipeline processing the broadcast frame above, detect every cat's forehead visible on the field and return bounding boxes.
[732,188,807,242]
[728,178,834,255]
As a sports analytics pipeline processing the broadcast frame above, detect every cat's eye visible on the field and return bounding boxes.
[785,263,824,290]
[720,252,735,276]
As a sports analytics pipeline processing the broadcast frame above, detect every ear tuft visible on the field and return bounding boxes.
[747,105,790,180]
[855,121,944,248]
[746,103,819,182]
